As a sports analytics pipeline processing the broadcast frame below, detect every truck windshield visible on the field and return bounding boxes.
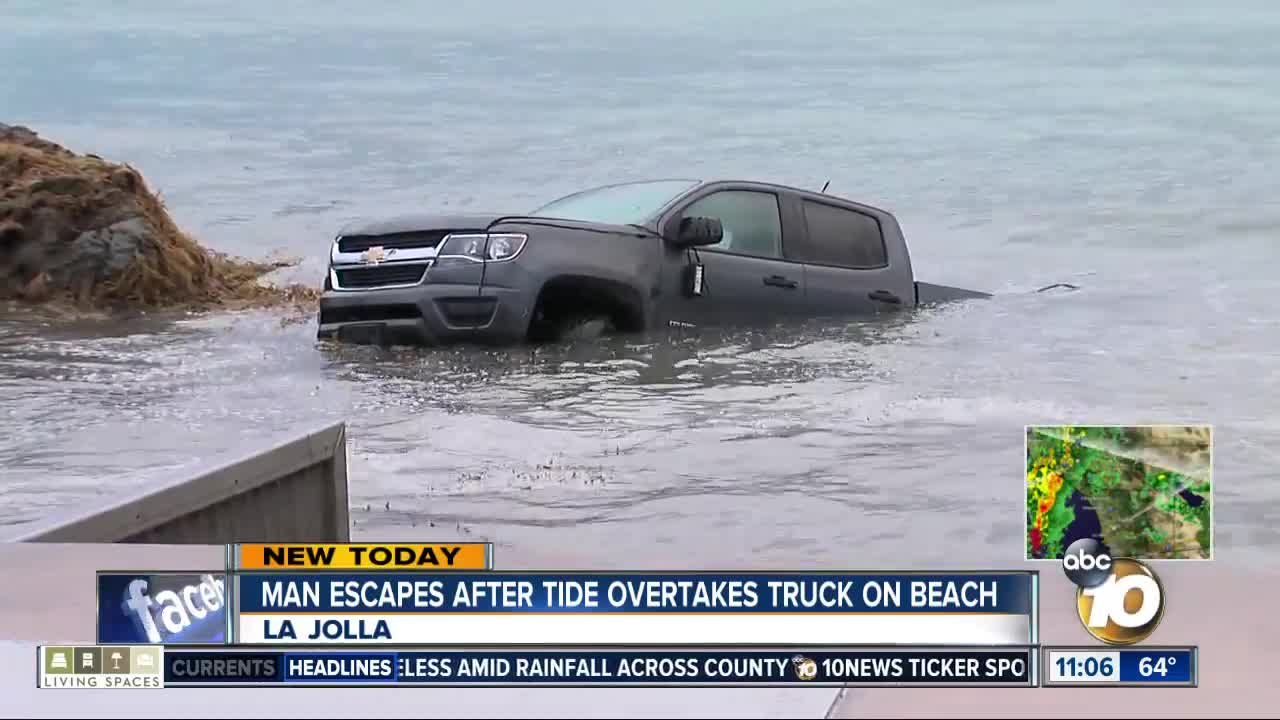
[531,179,700,225]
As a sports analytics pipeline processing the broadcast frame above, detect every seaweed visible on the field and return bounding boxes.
[0,124,317,313]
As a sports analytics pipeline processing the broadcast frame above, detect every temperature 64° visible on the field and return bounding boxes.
[1139,655,1176,677]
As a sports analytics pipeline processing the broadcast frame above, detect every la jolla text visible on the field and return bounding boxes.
[235,574,1034,645]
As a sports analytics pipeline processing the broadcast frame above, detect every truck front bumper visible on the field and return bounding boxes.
[317,263,535,346]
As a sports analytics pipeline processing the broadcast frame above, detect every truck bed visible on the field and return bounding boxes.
[914,281,992,305]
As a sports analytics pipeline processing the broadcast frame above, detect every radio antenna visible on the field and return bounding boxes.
[820,180,831,193]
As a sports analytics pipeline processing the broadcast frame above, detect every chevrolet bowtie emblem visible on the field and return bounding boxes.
[360,246,387,265]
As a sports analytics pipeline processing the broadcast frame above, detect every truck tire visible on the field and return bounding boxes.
[555,313,614,342]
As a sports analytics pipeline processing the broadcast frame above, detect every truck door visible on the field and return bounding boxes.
[788,197,915,316]
[659,187,810,328]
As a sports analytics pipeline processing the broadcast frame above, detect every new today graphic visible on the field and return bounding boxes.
[1062,538,1165,645]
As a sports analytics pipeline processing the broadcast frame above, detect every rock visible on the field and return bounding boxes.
[0,123,317,311]
[45,216,149,289]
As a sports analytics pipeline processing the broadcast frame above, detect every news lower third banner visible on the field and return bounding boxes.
[40,646,1035,688]
[233,572,1037,645]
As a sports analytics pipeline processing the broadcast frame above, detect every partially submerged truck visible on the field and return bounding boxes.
[317,179,989,345]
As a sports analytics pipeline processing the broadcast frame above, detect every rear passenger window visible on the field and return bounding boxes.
[799,201,888,269]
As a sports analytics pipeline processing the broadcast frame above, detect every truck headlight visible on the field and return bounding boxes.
[485,233,526,260]
[438,233,527,262]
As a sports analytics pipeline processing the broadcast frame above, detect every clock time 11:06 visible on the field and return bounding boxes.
[1056,655,1115,677]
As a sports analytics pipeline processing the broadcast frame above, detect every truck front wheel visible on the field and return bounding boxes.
[553,313,615,342]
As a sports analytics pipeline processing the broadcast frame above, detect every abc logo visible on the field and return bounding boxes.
[792,656,818,681]
[1062,538,1165,645]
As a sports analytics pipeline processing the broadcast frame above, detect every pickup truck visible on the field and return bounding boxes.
[316,179,989,345]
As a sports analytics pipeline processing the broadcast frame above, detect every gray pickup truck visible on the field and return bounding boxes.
[317,179,989,346]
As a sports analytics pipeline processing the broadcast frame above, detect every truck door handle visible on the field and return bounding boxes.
[868,290,901,305]
[763,275,799,289]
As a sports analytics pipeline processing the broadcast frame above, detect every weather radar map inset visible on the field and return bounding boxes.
[1026,425,1212,560]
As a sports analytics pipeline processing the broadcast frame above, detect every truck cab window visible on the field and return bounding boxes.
[799,200,888,268]
[681,191,783,259]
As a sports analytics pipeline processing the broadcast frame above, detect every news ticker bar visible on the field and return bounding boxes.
[98,569,1039,646]
[1042,647,1198,687]
[37,640,1198,686]
[40,645,1200,689]
[41,646,1035,688]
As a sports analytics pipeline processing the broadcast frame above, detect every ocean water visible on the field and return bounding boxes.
[0,0,1276,570]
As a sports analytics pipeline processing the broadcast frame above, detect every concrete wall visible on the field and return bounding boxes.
[3,421,350,544]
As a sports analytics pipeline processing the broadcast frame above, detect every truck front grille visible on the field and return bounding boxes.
[335,263,428,289]
[338,230,479,254]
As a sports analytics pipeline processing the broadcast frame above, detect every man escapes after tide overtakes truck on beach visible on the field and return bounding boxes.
[260,576,1001,612]
[254,576,1001,642]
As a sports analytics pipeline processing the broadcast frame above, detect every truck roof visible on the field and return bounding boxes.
[695,179,894,218]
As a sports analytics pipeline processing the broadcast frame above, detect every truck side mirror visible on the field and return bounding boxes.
[672,216,723,248]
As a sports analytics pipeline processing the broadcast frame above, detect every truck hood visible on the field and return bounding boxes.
[340,213,651,237]
[339,213,510,236]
